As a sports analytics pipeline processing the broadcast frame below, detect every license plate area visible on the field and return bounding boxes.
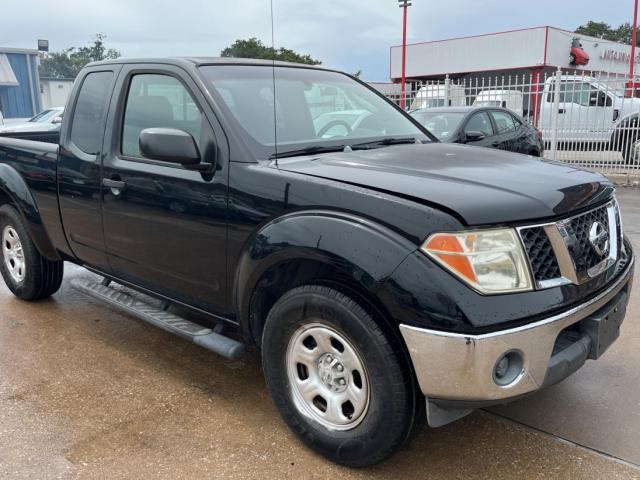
[580,290,628,359]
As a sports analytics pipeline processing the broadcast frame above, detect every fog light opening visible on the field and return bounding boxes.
[493,351,524,387]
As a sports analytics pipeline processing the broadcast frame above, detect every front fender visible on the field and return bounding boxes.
[234,210,419,333]
[0,163,60,260]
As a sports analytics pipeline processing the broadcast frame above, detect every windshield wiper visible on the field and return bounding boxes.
[351,137,420,149]
[269,145,347,159]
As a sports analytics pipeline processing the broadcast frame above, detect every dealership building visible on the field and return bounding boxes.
[389,26,640,83]
[0,47,42,119]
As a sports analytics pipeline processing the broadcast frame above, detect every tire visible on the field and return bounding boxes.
[262,285,418,467]
[621,140,639,165]
[0,205,63,300]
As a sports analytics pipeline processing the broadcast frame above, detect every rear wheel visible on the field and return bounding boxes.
[621,138,640,165]
[262,285,418,467]
[0,205,63,300]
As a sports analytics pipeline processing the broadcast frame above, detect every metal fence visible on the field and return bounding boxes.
[383,67,640,174]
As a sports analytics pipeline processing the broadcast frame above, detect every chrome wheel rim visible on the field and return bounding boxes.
[2,226,25,283]
[286,323,370,431]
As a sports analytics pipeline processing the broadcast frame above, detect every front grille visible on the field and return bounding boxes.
[518,201,619,289]
[520,227,561,282]
[564,206,610,272]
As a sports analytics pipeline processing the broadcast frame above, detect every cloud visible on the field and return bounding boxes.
[1,0,637,81]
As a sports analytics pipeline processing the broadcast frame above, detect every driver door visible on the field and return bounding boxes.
[100,65,230,313]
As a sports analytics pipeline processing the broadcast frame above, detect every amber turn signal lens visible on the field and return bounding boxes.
[424,235,477,283]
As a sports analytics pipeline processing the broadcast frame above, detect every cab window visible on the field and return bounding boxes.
[121,74,203,158]
[464,112,494,137]
[70,71,114,155]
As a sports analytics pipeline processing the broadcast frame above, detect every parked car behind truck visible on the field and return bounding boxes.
[411,106,543,156]
[410,83,466,110]
[0,57,633,467]
[473,89,524,117]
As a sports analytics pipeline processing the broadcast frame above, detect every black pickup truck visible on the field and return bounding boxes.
[0,58,634,467]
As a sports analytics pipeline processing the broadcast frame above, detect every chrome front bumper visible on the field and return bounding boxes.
[400,256,634,402]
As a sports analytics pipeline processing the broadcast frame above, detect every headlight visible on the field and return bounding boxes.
[421,228,533,295]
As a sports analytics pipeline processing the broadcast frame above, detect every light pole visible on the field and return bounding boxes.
[398,0,411,110]
[629,0,639,96]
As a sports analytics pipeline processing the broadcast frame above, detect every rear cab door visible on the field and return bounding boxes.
[99,62,231,315]
[487,109,520,152]
[58,65,122,270]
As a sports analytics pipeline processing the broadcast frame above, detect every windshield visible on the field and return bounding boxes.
[475,100,501,108]
[28,109,61,123]
[199,65,430,158]
[410,111,466,140]
[411,97,447,109]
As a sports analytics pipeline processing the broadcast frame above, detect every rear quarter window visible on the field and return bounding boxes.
[70,71,114,155]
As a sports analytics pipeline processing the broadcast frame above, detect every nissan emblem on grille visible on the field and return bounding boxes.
[589,221,609,257]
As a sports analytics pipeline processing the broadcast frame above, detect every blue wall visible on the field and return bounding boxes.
[0,53,41,118]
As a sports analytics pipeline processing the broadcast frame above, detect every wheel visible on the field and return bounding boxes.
[621,138,640,165]
[0,205,63,300]
[262,285,418,467]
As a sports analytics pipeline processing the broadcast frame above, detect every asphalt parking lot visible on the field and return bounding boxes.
[1,189,639,479]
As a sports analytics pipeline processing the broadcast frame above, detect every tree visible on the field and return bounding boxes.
[39,34,121,79]
[220,38,321,65]
[575,21,640,47]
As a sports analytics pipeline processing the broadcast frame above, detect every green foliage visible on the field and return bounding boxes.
[39,34,121,79]
[575,21,640,46]
[220,38,321,65]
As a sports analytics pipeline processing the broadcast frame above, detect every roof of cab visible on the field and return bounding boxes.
[87,56,333,71]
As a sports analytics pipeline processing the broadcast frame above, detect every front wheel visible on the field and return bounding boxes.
[0,205,63,300]
[262,285,419,467]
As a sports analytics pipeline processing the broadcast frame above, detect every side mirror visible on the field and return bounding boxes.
[51,116,62,124]
[139,128,201,167]
[465,131,486,142]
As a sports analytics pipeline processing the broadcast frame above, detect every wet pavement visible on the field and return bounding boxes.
[1,189,640,479]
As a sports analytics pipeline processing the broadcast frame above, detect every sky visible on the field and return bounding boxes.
[1,0,639,81]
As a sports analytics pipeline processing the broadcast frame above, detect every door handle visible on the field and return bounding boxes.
[558,108,566,114]
[103,177,126,196]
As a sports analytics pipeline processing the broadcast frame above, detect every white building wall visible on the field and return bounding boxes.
[392,26,640,82]
[40,79,73,109]
[546,27,640,77]
[390,27,547,80]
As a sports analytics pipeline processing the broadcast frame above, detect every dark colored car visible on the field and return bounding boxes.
[0,58,632,468]
[411,106,544,156]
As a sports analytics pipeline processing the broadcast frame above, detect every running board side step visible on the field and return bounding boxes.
[71,279,246,360]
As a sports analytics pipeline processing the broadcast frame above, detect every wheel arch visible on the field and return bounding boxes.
[233,210,418,345]
[0,164,60,261]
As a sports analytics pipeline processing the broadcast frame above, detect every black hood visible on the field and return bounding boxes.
[277,143,614,225]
